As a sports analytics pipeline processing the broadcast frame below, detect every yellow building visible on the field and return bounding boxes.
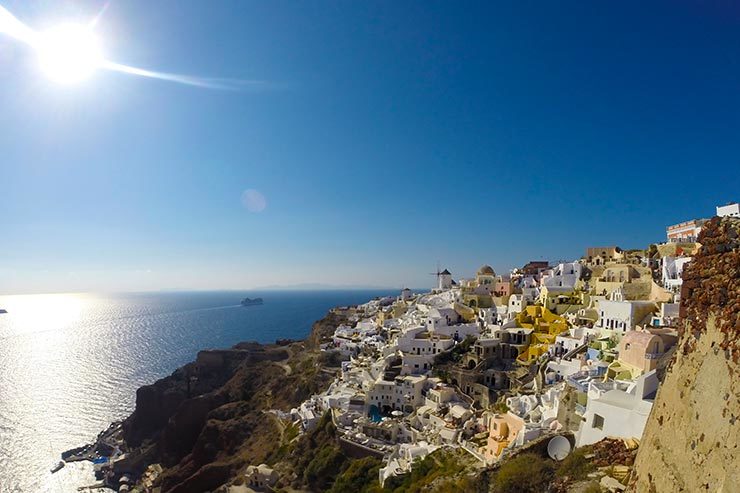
[476,265,496,286]
[539,285,587,314]
[462,293,493,309]
[514,306,569,363]
[590,262,656,301]
[453,302,477,322]
[585,246,624,266]
[461,265,498,308]
[516,305,569,335]
[376,302,407,326]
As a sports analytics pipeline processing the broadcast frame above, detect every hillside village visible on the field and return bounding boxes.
[243,202,739,491]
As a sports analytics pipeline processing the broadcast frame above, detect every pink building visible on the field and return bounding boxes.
[494,279,512,297]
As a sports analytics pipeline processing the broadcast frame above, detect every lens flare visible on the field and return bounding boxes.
[0,4,256,89]
[35,24,103,83]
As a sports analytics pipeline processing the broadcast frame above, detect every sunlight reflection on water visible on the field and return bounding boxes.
[0,289,391,492]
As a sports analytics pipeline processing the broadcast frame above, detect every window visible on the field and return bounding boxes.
[593,414,605,430]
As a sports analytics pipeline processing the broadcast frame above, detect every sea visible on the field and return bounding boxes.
[0,289,395,493]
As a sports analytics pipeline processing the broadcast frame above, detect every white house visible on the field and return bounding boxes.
[244,464,279,491]
[650,302,680,327]
[396,325,455,358]
[508,294,527,314]
[541,262,582,289]
[431,322,479,340]
[379,442,439,487]
[552,328,589,356]
[425,307,461,330]
[295,399,321,430]
[717,202,740,218]
[424,384,457,410]
[596,295,656,333]
[546,356,587,381]
[661,256,692,292]
[392,375,426,413]
[400,353,436,375]
[519,276,539,289]
[367,375,426,413]
[576,370,658,446]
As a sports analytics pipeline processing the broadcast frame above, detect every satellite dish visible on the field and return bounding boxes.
[547,435,571,461]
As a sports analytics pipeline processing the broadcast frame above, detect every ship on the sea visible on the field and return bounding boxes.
[240,297,263,306]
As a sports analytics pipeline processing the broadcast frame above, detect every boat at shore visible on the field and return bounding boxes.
[240,297,263,306]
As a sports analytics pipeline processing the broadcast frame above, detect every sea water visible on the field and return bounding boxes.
[0,290,393,492]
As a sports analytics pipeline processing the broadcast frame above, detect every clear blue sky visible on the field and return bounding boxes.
[0,1,738,294]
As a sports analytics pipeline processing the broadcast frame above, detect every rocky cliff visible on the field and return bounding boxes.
[115,309,352,493]
[631,217,740,492]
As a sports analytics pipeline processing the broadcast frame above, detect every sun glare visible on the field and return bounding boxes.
[35,24,103,83]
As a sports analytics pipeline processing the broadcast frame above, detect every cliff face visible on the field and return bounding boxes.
[632,217,740,492]
[117,310,351,493]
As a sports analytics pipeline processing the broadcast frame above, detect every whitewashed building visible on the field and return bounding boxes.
[596,291,657,332]
[717,202,740,218]
[661,256,692,292]
[541,262,582,289]
[576,370,658,446]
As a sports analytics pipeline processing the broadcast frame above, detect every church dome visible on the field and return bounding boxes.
[477,265,495,276]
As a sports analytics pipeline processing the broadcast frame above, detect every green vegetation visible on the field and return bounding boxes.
[432,368,450,382]
[556,448,595,480]
[493,453,555,493]
[284,422,300,442]
[328,456,384,493]
[304,445,346,490]
[491,399,509,414]
[425,475,483,493]
[384,449,474,493]
[267,421,302,464]
[291,412,345,490]
[319,349,346,367]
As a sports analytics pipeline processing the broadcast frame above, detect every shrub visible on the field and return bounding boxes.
[327,456,383,493]
[385,450,469,493]
[491,399,509,414]
[556,448,594,480]
[319,350,346,367]
[303,444,345,490]
[494,453,555,493]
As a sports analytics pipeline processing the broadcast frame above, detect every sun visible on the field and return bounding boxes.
[35,24,103,83]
